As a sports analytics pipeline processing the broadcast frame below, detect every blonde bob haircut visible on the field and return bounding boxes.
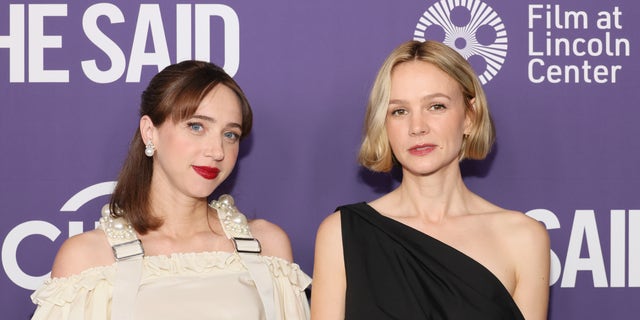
[358,40,495,172]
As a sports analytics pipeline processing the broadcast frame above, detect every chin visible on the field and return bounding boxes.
[191,185,220,199]
[400,161,437,171]
[402,164,445,176]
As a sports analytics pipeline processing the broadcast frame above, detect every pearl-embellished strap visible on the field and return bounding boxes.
[209,194,262,254]
[98,204,144,320]
[209,195,275,320]
[98,204,144,260]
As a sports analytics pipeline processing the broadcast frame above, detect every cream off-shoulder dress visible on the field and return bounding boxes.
[30,196,311,320]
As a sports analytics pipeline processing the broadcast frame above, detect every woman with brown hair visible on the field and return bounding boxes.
[311,41,549,320]
[31,61,311,320]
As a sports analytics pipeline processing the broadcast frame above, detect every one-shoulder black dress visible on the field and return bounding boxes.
[339,202,525,320]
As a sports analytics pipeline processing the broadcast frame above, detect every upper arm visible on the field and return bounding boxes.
[249,219,294,262]
[310,211,346,320]
[511,217,551,320]
[51,229,114,278]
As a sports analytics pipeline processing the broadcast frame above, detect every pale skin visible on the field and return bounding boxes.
[311,61,550,320]
[51,84,293,279]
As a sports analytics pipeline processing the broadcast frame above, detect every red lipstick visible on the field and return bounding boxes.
[408,144,436,156]
[192,166,220,180]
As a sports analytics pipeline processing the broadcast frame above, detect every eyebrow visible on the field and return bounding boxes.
[190,114,242,130]
[389,93,452,105]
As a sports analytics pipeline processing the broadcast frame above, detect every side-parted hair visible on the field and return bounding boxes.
[358,40,495,172]
[109,60,253,234]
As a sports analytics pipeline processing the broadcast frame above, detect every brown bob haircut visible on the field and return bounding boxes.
[358,40,495,172]
[109,60,253,234]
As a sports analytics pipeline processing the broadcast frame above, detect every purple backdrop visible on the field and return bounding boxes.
[2,0,639,318]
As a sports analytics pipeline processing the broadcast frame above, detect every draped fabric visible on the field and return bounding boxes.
[339,203,524,320]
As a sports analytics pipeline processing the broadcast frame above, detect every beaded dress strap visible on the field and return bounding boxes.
[209,194,261,253]
[99,205,144,260]
[98,204,144,320]
[209,194,275,320]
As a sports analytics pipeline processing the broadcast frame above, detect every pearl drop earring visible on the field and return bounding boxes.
[145,141,155,157]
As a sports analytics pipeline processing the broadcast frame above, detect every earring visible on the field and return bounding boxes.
[145,141,155,157]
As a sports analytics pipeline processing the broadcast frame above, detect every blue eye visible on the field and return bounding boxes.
[187,122,204,132]
[223,131,240,142]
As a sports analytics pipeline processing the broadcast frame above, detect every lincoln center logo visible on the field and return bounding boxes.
[413,0,508,84]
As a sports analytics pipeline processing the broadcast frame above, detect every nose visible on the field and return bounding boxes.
[205,136,225,161]
[409,113,429,136]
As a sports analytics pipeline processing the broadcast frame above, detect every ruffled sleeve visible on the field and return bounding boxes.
[264,256,312,320]
[30,266,115,320]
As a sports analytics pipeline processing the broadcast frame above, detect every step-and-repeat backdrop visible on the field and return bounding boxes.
[2,0,639,318]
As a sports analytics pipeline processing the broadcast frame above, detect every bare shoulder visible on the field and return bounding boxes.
[313,211,344,274]
[311,211,346,319]
[491,210,550,319]
[470,194,547,242]
[317,210,342,235]
[248,218,293,262]
[495,209,549,245]
[488,209,550,265]
[51,228,114,278]
[313,210,344,267]
[470,193,545,237]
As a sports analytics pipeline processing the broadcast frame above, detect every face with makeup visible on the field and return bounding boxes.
[385,60,472,177]
[142,84,243,199]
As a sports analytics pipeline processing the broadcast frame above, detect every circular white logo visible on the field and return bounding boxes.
[2,181,116,289]
[413,0,508,84]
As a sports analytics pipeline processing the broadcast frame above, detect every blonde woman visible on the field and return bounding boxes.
[311,41,549,320]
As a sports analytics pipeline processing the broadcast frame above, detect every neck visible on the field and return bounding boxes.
[393,163,471,223]
[147,185,212,238]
